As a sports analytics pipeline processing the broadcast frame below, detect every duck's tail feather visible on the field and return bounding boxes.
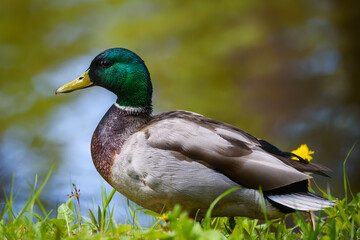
[258,139,332,177]
[266,192,335,213]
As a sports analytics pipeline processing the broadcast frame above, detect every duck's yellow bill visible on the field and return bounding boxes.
[55,70,94,94]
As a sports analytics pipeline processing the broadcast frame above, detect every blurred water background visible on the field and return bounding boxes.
[0,0,359,222]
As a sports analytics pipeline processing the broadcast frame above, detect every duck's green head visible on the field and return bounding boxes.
[56,48,153,108]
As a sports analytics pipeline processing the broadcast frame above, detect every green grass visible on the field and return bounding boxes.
[1,154,359,239]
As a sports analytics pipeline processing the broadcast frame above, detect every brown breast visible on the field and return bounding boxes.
[91,104,151,183]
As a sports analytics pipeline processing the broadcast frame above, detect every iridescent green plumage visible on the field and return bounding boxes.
[88,48,153,108]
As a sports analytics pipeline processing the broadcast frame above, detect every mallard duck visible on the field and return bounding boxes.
[56,48,333,219]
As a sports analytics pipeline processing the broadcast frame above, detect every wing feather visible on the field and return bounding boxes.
[144,111,312,191]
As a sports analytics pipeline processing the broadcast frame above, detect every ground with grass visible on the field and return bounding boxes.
[1,155,359,239]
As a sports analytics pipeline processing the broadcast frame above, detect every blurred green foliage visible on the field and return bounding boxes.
[0,0,359,206]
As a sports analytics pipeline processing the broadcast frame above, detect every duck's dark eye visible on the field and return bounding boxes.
[100,59,113,68]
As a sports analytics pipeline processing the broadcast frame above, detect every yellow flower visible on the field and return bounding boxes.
[159,213,169,220]
[291,144,314,162]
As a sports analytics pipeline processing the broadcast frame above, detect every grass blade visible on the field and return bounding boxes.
[203,187,239,229]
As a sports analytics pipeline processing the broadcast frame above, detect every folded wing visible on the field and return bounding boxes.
[143,111,330,191]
